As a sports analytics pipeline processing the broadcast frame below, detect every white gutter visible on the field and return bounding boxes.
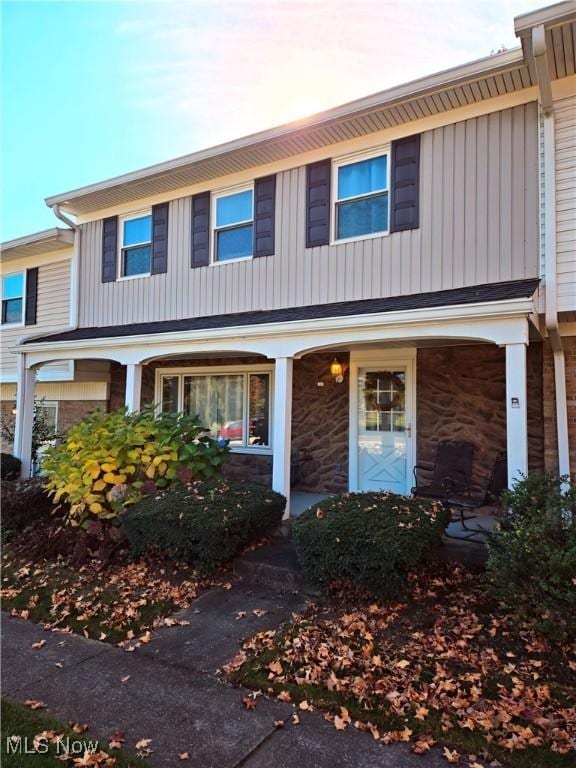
[533,24,571,480]
[51,204,80,330]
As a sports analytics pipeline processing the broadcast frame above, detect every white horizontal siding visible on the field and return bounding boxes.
[78,103,540,328]
[1,259,71,378]
[555,94,576,312]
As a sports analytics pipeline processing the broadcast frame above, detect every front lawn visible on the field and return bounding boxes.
[0,698,145,767]
[228,565,576,767]
[1,547,218,646]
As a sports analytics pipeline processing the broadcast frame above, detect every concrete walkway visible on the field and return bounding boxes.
[3,582,447,768]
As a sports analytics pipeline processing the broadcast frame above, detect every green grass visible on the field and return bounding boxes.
[0,698,145,767]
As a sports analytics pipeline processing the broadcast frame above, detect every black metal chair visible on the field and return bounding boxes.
[412,440,475,501]
[445,451,508,528]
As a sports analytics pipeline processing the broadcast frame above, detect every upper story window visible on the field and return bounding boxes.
[334,151,389,241]
[120,212,152,277]
[213,186,254,262]
[1,272,24,325]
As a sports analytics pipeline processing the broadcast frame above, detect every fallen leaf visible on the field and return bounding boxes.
[178,752,190,760]
[443,747,460,764]
[24,700,46,710]
[31,640,46,649]
[242,697,257,710]
[135,738,152,750]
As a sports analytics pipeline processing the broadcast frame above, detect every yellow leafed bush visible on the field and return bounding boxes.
[42,406,229,528]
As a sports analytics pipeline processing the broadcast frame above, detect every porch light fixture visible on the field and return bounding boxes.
[330,357,344,384]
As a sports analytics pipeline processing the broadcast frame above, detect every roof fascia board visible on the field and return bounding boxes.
[514,2,576,35]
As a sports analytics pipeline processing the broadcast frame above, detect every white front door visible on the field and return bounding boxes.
[351,355,415,494]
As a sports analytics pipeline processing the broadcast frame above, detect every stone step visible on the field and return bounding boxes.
[233,540,318,594]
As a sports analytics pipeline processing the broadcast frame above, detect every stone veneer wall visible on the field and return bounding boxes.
[543,334,576,475]
[417,343,544,496]
[291,352,350,493]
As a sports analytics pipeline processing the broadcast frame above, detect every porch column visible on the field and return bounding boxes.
[125,363,142,413]
[505,342,528,487]
[272,356,293,519]
[13,354,36,478]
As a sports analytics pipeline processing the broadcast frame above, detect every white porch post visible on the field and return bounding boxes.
[505,342,528,487]
[13,353,36,478]
[272,356,293,519]
[124,363,142,413]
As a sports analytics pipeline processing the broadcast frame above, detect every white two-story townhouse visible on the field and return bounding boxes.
[8,2,576,514]
[0,229,111,450]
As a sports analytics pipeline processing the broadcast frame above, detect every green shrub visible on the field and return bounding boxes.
[1,479,54,542]
[122,479,286,571]
[293,492,449,597]
[487,475,576,640]
[42,406,229,529]
[1,453,21,480]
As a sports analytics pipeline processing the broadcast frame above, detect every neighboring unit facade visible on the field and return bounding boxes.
[6,2,576,513]
[0,230,112,452]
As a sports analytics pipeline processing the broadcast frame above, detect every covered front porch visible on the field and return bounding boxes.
[14,281,540,517]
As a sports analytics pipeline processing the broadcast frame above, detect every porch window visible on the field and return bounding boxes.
[334,151,389,241]
[120,212,152,277]
[213,186,254,262]
[1,272,24,324]
[157,367,271,450]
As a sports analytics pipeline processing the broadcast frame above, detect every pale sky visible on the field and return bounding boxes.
[1,0,546,239]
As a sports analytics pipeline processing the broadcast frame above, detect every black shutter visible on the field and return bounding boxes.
[390,134,421,232]
[191,192,210,268]
[253,175,276,258]
[306,159,331,248]
[102,216,118,282]
[24,267,38,326]
[151,202,169,274]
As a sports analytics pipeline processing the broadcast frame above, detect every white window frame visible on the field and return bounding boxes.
[118,209,152,280]
[35,399,59,433]
[331,145,391,245]
[154,364,274,454]
[211,183,254,265]
[1,269,26,327]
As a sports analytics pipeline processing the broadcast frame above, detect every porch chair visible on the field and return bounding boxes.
[412,440,475,501]
[445,451,508,529]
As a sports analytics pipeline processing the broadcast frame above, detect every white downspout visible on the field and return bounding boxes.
[533,24,571,480]
[51,203,80,330]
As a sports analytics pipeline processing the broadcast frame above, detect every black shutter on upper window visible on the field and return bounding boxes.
[151,202,169,274]
[24,267,38,326]
[191,192,210,268]
[253,175,276,258]
[390,134,421,232]
[102,216,118,282]
[305,159,331,248]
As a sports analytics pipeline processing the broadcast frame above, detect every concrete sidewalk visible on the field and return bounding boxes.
[2,583,447,768]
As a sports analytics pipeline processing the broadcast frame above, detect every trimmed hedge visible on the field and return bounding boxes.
[293,492,449,597]
[122,480,286,571]
[1,479,54,542]
[1,453,21,480]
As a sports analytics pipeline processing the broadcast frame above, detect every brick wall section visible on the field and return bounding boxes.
[543,335,576,475]
[417,343,544,495]
[58,401,107,435]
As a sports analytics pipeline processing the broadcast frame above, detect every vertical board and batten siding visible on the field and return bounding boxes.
[77,103,539,328]
[1,259,71,376]
[554,93,576,312]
